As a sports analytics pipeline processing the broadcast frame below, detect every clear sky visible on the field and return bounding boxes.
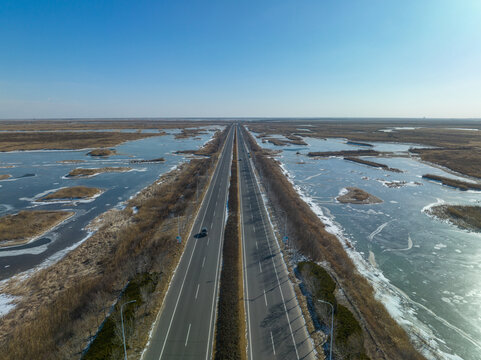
[1,0,481,118]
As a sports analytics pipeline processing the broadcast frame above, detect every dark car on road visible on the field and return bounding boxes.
[195,227,208,238]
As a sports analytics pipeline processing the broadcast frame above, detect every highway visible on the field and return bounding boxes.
[237,125,315,360]
[143,125,234,360]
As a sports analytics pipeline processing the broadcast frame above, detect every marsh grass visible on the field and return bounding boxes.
[87,148,116,157]
[0,210,74,245]
[422,174,481,191]
[429,205,481,231]
[67,167,132,177]
[39,186,101,201]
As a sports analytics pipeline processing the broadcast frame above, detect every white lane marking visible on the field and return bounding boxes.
[241,129,301,360]
[253,227,256,233]
[214,209,216,217]
[210,223,213,230]
[264,289,268,307]
[157,127,232,360]
[207,237,210,246]
[185,323,192,347]
[195,284,200,299]
[270,331,276,355]
[205,129,234,360]
[202,256,206,268]
[255,241,258,250]
[259,261,262,273]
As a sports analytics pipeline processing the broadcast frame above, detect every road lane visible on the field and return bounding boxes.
[143,125,234,360]
[237,125,315,360]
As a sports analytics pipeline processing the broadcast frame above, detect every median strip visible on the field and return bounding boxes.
[214,129,246,360]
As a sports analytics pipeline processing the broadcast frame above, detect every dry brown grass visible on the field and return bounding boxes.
[0,210,74,246]
[422,174,481,191]
[0,174,11,180]
[38,186,102,201]
[0,119,228,131]
[67,167,132,177]
[337,187,382,204]
[0,131,159,152]
[344,157,402,173]
[413,148,481,178]
[0,127,230,360]
[174,127,208,139]
[428,205,481,231]
[242,125,425,360]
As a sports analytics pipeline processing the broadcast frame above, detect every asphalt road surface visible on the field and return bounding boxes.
[237,125,315,360]
[143,125,234,360]
[143,124,315,359]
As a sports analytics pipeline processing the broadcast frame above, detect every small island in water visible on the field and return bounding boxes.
[337,187,383,204]
[37,186,102,202]
[87,148,116,157]
[67,167,132,178]
[427,205,481,232]
[0,210,74,247]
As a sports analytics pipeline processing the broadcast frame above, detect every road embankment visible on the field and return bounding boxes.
[241,126,425,360]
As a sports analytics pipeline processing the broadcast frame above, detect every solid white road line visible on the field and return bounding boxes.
[195,284,200,299]
[185,323,192,347]
[202,256,206,268]
[270,331,276,355]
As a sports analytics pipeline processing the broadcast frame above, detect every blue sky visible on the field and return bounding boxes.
[1,0,481,118]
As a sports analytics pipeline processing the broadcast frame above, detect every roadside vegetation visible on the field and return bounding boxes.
[298,261,370,360]
[0,210,74,247]
[38,186,102,202]
[427,205,481,232]
[214,131,245,360]
[422,174,481,191]
[67,167,132,178]
[0,174,11,180]
[0,127,229,359]
[241,126,425,360]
